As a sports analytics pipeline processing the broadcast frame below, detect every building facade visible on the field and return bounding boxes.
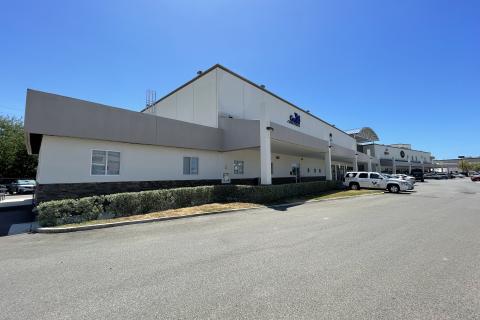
[358,143,434,174]
[433,157,480,173]
[24,64,431,202]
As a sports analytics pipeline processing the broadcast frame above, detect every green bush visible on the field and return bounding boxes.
[37,196,104,227]
[37,181,340,227]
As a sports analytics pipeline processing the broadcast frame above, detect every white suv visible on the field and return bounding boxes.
[344,172,414,193]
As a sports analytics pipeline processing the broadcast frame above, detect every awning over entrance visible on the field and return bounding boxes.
[271,140,326,159]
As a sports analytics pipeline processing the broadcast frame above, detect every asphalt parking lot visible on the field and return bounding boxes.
[0,179,479,319]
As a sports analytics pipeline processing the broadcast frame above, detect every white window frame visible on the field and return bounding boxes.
[233,160,244,175]
[90,149,121,176]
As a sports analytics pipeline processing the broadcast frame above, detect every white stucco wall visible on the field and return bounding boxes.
[222,149,260,179]
[271,153,325,177]
[373,144,432,163]
[37,136,328,184]
[216,68,356,151]
[145,70,218,128]
[37,136,224,184]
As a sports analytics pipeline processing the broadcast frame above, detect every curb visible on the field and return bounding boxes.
[35,192,384,234]
[35,206,263,233]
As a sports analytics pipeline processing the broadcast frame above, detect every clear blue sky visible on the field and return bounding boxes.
[1,0,479,159]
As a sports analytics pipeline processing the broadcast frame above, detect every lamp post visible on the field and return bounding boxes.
[326,133,333,181]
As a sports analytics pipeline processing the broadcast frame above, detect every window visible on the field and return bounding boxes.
[183,157,199,175]
[233,160,244,174]
[307,168,310,173]
[358,173,368,178]
[91,150,120,175]
[271,163,274,175]
[346,172,357,178]
[370,173,381,179]
[314,168,316,173]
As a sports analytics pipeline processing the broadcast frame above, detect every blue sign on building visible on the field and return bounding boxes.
[288,112,301,127]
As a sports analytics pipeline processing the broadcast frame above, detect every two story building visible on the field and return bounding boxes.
[25,64,377,202]
[358,143,434,174]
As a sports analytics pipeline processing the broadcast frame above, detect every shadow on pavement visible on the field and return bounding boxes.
[0,195,35,236]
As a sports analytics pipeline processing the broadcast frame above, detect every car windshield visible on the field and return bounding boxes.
[17,180,35,184]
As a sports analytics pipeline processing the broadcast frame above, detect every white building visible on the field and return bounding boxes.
[359,143,434,174]
[24,64,424,202]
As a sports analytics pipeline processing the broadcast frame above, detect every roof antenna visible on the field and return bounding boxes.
[197,70,203,75]
[145,89,156,108]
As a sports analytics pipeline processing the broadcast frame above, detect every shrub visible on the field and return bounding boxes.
[37,181,340,227]
[37,196,104,227]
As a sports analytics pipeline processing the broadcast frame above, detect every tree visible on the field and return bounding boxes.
[472,162,480,172]
[458,159,471,173]
[0,115,38,178]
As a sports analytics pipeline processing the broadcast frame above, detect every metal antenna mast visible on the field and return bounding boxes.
[145,89,157,108]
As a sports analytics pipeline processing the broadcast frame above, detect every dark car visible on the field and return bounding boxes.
[7,179,37,194]
[410,169,424,182]
[471,174,480,182]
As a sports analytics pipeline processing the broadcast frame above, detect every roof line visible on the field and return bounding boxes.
[363,142,431,154]
[143,64,353,139]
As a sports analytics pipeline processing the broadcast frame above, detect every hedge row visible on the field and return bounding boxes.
[36,181,340,227]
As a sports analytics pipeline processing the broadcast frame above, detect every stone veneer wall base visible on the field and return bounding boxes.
[35,176,328,203]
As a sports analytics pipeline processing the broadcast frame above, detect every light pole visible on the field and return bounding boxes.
[326,133,333,181]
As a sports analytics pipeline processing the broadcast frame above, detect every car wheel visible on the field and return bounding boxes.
[388,184,400,193]
[350,183,360,190]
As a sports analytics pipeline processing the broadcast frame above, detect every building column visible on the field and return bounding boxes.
[408,160,412,174]
[367,150,372,172]
[392,157,397,174]
[326,147,332,180]
[260,104,272,185]
[354,153,358,171]
[421,160,425,173]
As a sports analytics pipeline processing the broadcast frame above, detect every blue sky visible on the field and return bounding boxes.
[1,0,479,159]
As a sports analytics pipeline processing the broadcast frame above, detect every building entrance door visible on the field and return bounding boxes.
[291,164,300,183]
[337,165,346,181]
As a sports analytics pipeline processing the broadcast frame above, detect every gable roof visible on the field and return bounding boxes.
[143,64,353,139]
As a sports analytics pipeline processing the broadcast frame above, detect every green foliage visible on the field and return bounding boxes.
[37,181,341,227]
[37,196,105,227]
[472,163,480,172]
[458,160,471,172]
[0,115,38,178]
[458,160,480,173]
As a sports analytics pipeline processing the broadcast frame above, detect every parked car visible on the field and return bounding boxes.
[424,173,449,180]
[471,174,480,182]
[392,174,416,185]
[410,168,424,182]
[452,173,465,178]
[7,179,37,194]
[437,173,449,180]
[344,172,413,193]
